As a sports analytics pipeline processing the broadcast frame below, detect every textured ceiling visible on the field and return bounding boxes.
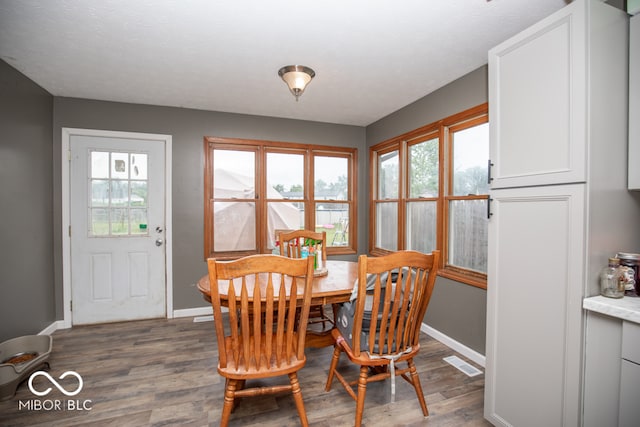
[0,0,570,126]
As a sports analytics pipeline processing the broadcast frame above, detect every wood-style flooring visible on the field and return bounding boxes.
[0,317,492,426]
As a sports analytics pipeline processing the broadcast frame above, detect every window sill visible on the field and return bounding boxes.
[328,246,357,256]
[438,268,487,290]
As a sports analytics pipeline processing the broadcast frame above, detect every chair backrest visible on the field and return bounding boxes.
[207,254,315,371]
[352,250,440,357]
[279,230,327,263]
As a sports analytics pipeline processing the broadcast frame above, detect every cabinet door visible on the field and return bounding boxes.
[619,360,640,427]
[488,0,586,189]
[485,184,585,427]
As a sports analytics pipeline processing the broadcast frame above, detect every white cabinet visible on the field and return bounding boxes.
[485,1,635,426]
[619,321,640,427]
[485,184,586,427]
[488,2,587,189]
[582,307,640,427]
[583,311,623,427]
[619,360,640,427]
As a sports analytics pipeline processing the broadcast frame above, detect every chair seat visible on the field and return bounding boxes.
[331,328,420,367]
[218,334,306,379]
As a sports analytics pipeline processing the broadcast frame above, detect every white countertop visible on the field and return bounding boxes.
[583,295,640,324]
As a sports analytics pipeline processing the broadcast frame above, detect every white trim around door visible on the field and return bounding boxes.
[61,128,173,328]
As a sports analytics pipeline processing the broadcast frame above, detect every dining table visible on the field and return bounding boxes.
[197,259,358,348]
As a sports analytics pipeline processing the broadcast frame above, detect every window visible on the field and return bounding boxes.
[205,137,356,259]
[374,147,399,250]
[370,103,488,288]
[89,150,149,236]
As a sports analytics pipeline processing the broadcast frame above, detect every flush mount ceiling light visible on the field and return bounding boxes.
[278,65,315,101]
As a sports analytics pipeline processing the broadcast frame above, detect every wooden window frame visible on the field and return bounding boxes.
[369,103,488,289]
[204,136,357,260]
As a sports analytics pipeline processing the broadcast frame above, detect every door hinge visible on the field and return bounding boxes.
[69,225,71,237]
[68,150,72,162]
[70,300,73,312]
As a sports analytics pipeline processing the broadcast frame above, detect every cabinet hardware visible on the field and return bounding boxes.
[487,160,494,184]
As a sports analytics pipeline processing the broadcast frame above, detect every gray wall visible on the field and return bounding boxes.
[0,60,55,342]
[366,65,489,354]
[52,98,366,316]
[1,57,489,355]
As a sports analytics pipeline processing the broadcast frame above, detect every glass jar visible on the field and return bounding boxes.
[600,257,625,298]
[616,252,640,296]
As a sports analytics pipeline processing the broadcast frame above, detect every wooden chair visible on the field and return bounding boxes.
[324,250,440,427]
[207,254,315,427]
[279,230,327,268]
[279,230,332,330]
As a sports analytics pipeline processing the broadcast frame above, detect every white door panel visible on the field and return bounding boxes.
[485,184,585,427]
[488,0,586,188]
[70,135,166,324]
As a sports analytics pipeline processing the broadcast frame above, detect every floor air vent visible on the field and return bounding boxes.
[193,315,214,323]
[443,355,482,377]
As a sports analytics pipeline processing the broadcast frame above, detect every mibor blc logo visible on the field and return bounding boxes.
[18,370,92,411]
[28,371,83,396]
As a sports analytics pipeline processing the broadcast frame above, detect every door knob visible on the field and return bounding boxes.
[155,238,164,247]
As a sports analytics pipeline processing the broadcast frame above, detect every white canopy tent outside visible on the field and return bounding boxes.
[213,169,300,251]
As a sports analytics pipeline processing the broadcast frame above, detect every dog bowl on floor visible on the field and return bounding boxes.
[0,335,52,401]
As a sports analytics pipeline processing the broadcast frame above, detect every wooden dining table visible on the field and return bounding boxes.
[197,259,358,348]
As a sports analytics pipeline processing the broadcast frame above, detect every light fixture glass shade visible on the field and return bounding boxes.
[278,65,315,101]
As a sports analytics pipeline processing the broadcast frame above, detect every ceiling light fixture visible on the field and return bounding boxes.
[278,65,315,101]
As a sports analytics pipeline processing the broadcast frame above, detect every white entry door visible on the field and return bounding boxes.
[70,134,167,324]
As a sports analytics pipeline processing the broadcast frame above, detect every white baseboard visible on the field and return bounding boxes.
[39,308,215,334]
[39,320,66,336]
[422,323,485,368]
[173,306,213,318]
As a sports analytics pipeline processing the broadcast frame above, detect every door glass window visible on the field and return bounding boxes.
[89,150,149,236]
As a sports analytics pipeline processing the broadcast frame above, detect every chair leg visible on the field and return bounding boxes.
[232,379,246,412]
[407,359,429,416]
[288,372,309,427]
[319,305,327,329]
[325,345,341,391]
[220,378,237,427]
[355,365,369,427]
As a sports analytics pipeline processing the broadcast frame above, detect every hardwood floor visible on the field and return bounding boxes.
[0,317,492,426]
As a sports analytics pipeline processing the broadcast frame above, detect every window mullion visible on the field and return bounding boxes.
[257,146,266,253]
[437,124,448,267]
[398,140,408,250]
[306,149,313,231]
